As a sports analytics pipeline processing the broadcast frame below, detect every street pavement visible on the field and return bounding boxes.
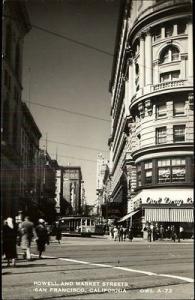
[2,236,194,300]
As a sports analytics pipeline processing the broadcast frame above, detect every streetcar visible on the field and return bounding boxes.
[57,216,96,236]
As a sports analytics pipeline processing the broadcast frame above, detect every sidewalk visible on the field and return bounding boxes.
[49,235,193,244]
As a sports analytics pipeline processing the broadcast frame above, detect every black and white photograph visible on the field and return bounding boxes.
[1,0,194,299]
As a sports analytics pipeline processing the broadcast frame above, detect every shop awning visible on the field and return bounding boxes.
[145,208,194,223]
[118,210,140,223]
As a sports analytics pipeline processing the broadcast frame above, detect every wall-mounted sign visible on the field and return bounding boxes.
[134,197,193,209]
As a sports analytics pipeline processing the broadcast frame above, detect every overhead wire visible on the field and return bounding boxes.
[50,153,97,163]
[3,14,114,57]
[26,101,110,122]
[41,138,108,153]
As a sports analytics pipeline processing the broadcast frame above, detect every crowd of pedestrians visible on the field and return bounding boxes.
[110,225,134,242]
[143,223,185,242]
[108,222,186,243]
[2,216,62,267]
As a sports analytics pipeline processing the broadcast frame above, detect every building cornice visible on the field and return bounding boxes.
[132,143,194,161]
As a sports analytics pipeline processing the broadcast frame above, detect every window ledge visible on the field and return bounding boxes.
[173,114,186,118]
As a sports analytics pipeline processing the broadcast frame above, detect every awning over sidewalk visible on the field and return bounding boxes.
[145,208,194,223]
[118,210,140,223]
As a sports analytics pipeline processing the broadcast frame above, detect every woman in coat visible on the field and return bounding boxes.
[3,217,17,267]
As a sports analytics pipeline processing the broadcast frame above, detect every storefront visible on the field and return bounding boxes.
[133,188,194,238]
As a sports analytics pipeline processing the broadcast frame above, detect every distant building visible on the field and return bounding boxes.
[1,0,31,218]
[95,153,109,216]
[55,169,61,215]
[58,166,83,216]
[39,151,58,223]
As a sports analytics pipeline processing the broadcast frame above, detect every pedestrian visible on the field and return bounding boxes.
[113,226,118,241]
[122,226,127,241]
[20,216,36,260]
[55,222,62,244]
[159,225,164,240]
[128,227,134,242]
[178,225,184,242]
[171,225,176,242]
[147,226,152,242]
[153,224,159,241]
[180,226,184,240]
[150,223,154,242]
[35,219,49,259]
[119,225,123,242]
[110,226,114,239]
[2,217,17,267]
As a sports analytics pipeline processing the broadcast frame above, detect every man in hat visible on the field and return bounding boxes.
[35,219,49,259]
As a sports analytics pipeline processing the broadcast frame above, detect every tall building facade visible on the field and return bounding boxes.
[60,166,82,216]
[1,0,31,218]
[95,153,108,215]
[19,102,42,218]
[109,0,193,233]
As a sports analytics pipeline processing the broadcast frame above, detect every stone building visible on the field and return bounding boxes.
[59,166,83,216]
[95,153,108,216]
[108,0,193,235]
[1,0,31,218]
[19,102,42,218]
[38,151,58,223]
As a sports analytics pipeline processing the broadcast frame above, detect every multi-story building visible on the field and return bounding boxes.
[109,0,193,235]
[1,0,31,218]
[60,166,82,216]
[55,169,61,215]
[19,102,42,218]
[39,151,58,223]
[95,153,108,215]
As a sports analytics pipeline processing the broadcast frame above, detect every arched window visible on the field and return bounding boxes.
[160,46,180,64]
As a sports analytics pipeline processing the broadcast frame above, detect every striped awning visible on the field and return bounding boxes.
[145,208,194,223]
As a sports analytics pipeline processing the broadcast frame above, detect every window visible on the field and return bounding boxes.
[171,158,186,182]
[156,103,167,118]
[165,25,173,37]
[173,101,185,116]
[156,127,167,144]
[144,161,152,184]
[177,23,186,35]
[158,159,171,183]
[135,63,139,91]
[160,71,180,82]
[173,125,185,142]
[153,27,161,41]
[137,164,141,187]
[160,46,180,64]
[157,158,186,183]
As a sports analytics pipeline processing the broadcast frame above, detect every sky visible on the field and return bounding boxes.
[22,0,120,205]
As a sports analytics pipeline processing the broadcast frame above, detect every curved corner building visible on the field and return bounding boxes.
[108,0,193,235]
